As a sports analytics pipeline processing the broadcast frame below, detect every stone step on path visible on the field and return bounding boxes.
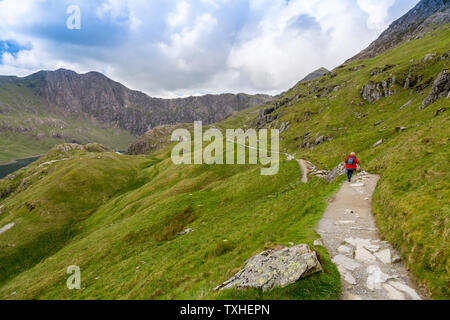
[316,171,424,300]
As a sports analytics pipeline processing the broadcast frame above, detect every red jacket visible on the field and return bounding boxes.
[345,155,359,169]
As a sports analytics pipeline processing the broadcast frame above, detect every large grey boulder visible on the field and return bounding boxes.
[420,70,450,109]
[214,244,322,292]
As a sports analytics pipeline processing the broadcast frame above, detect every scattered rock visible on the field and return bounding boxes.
[404,72,420,89]
[179,228,193,236]
[338,266,357,285]
[349,65,365,72]
[383,283,406,300]
[389,281,421,300]
[337,245,353,255]
[214,244,322,291]
[365,244,381,253]
[391,254,401,264]
[369,64,395,76]
[420,70,450,109]
[315,135,325,145]
[0,222,15,235]
[423,52,436,62]
[374,249,392,264]
[313,239,324,246]
[332,254,360,271]
[366,265,394,291]
[400,100,412,109]
[374,120,384,126]
[435,107,447,116]
[279,121,291,133]
[0,186,12,198]
[344,237,371,248]
[372,139,384,148]
[355,247,377,263]
[396,127,408,132]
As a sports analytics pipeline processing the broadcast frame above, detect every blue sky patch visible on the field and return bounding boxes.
[0,40,32,63]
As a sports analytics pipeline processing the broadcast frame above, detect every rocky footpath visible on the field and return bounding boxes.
[214,244,322,292]
[316,172,424,300]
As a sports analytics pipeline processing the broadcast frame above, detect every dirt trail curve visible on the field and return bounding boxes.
[225,138,309,183]
[316,172,424,300]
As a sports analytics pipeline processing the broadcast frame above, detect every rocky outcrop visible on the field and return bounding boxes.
[370,65,395,76]
[324,162,347,183]
[256,107,279,128]
[127,124,183,155]
[420,70,450,109]
[348,0,450,62]
[214,244,322,291]
[49,143,112,154]
[361,76,396,102]
[256,96,299,128]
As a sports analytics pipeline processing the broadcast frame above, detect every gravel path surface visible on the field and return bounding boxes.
[316,172,424,300]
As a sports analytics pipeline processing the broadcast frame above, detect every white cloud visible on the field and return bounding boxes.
[159,13,218,72]
[167,1,191,29]
[0,0,419,97]
[357,0,396,29]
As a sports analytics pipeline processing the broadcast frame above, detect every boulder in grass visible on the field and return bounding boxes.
[214,244,322,292]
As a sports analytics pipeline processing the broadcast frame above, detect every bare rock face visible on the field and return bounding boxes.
[348,0,450,62]
[325,162,347,183]
[214,244,322,292]
[420,70,450,109]
[361,76,396,103]
[127,124,183,155]
[18,69,273,136]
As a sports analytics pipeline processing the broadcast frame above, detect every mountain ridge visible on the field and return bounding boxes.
[348,0,450,62]
[14,68,273,136]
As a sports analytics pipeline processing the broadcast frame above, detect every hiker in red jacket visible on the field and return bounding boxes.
[345,152,360,182]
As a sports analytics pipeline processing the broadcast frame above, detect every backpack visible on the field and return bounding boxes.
[348,157,354,165]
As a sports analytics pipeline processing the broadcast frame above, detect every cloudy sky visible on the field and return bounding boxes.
[0,0,419,97]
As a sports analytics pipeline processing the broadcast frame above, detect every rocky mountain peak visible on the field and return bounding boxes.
[6,69,272,136]
[300,67,330,83]
[348,0,450,62]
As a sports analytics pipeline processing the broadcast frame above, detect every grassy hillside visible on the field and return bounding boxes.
[0,82,136,163]
[0,143,340,300]
[254,26,449,299]
[0,25,448,300]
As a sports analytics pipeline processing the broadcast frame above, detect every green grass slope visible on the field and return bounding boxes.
[0,83,136,163]
[253,26,449,299]
[0,25,448,300]
[0,141,341,300]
